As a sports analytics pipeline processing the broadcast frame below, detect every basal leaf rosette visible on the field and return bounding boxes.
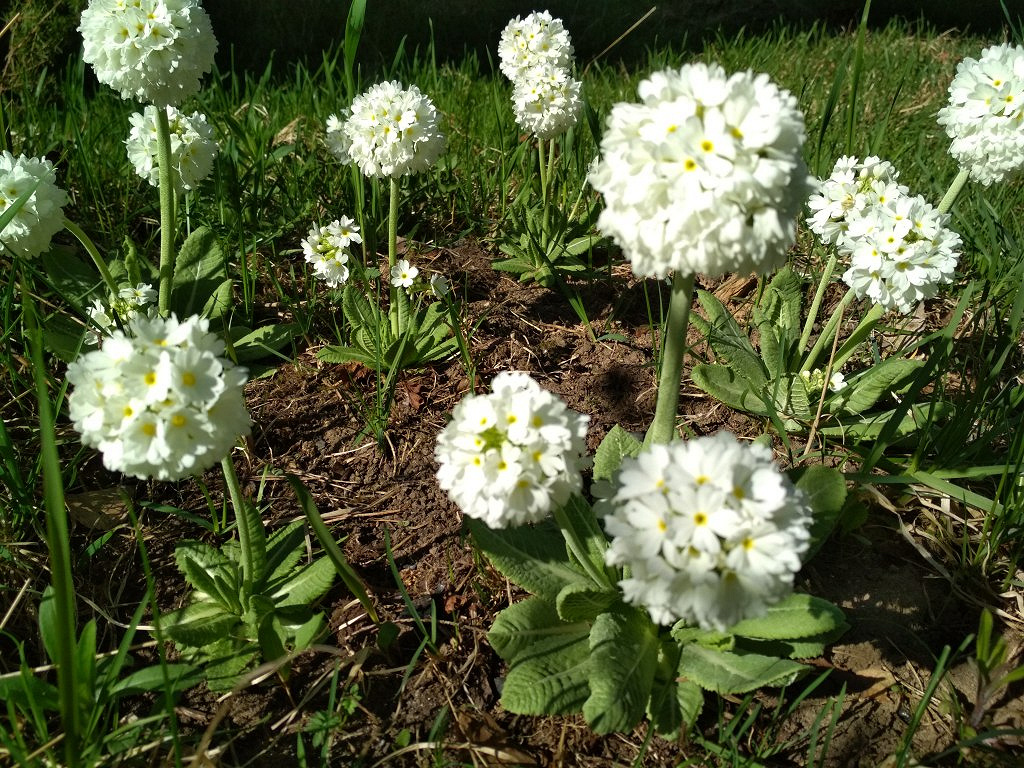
[589,63,812,279]
[0,152,69,258]
[937,43,1024,186]
[127,105,218,193]
[79,0,217,107]
[435,372,590,528]
[301,216,361,288]
[326,81,446,179]
[597,433,812,632]
[497,10,574,83]
[66,314,251,481]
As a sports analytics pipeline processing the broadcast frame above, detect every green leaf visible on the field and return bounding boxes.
[38,585,60,664]
[467,518,584,602]
[832,358,925,415]
[202,277,233,320]
[670,624,735,651]
[292,613,325,651]
[164,601,242,647]
[257,612,288,663]
[730,594,847,641]
[556,582,618,622]
[793,464,848,558]
[817,401,952,440]
[735,623,850,660]
[753,266,803,340]
[109,663,201,698]
[317,344,377,366]
[264,520,307,584]
[692,363,769,415]
[489,596,589,660]
[772,374,813,421]
[583,606,659,734]
[175,548,238,613]
[678,645,807,694]
[43,312,88,363]
[695,290,768,388]
[270,555,336,607]
[500,627,591,716]
[593,425,643,482]
[170,227,228,318]
[41,247,101,311]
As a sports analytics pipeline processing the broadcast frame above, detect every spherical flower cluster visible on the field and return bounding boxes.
[66,313,251,481]
[497,10,574,82]
[301,217,360,288]
[435,372,590,528]
[79,0,217,107]
[937,44,1024,186]
[807,156,961,314]
[597,433,812,631]
[126,105,218,193]
[390,259,419,289]
[512,64,582,139]
[326,81,445,178]
[589,63,812,279]
[87,283,158,335]
[0,152,69,258]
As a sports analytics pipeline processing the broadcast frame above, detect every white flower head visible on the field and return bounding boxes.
[88,282,159,340]
[512,64,582,139]
[302,217,361,288]
[589,63,812,279]
[126,105,218,193]
[390,259,419,289]
[806,155,907,245]
[937,44,1024,186]
[79,0,217,107]
[66,313,251,481]
[597,432,812,631]
[326,81,445,178]
[0,152,69,258]
[498,10,574,82]
[435,372,590,528]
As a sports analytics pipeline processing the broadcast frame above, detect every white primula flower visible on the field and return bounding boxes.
[390,259,419,289]
[65,313,251,481]
[87,283,158,339]
[597,432,812,631]
[126,105,218,193]
[326,81,445,178]
[429,273,450,298]
[435,372,590,528]
[806,155,907,245]
[498,10,574,82]
[937,44,1024,186]
[0,152,69,258]
[301,217,361,288]
[79,0,217,106]
[512,63,582,139]
[589,63,812,279]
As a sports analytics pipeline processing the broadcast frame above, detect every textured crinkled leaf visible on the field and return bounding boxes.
[692,363,769,415]
[109,663,201,697]
[175,550,236,610]
[670,624,735,651]
[556,582,618,622]
[696,290,768,388]
[678,645,807,694]
[489,596,589,660]
[500,629,591,716]
[171,227,228,318]
[233,322,300,363]
[583,606,659,733]
[317,343,377,366]
[270,555,336,607]
[833,358,925,415]
[648,640,706,737]
[164,601,242,647]
[43,312,89,362]
[772,374,813,420]
[735,622,850,660]
[264,520,307,584]
[593,424,643,481]
[467,518,583,602]
[42,247,100,311]
[201,277,232,320]
[753,266,803,338]
[730,594,847,641]
[794,464,848,558]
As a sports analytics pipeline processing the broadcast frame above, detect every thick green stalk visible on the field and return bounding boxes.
[831,301,885,372]
[644,272,696,446]
[156,107,177,316]
[937,167,971,215]
[220,455,255,595]
[801,288,857,373]
[387,176,408,338]
[798,252,839,353]
[23,267,80,767]
[63,217,119,297]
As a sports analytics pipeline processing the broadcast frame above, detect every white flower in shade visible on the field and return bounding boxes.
[301,217,361,288]
[597,432,812,631]
[390,259,419,289]
[0,152,69,258]
[589,63,812,279]
[435,372,590,528]
[937,44,1024,186]
[498,10,574,82]
[126,105,218,193]
[65,313,251,481]
[79,0,217,107]
[512,64,582,139]
[326,81,445,178]
[88,283,158,336]
[429,273,450,299]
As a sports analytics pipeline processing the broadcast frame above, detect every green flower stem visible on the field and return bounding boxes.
[644,272,696,446]
[62,217,119,297]
[220,455,256,596]
[388,176,408,338]
[22,266,81,768]
[831,301,885,372]
[938,167,971,215]
[552,504,611,589]
[156,106,177,316]
[798,251,839,354]
[801,288,857,373]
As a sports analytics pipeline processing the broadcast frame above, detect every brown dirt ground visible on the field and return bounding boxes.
[21,237,1024,767]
